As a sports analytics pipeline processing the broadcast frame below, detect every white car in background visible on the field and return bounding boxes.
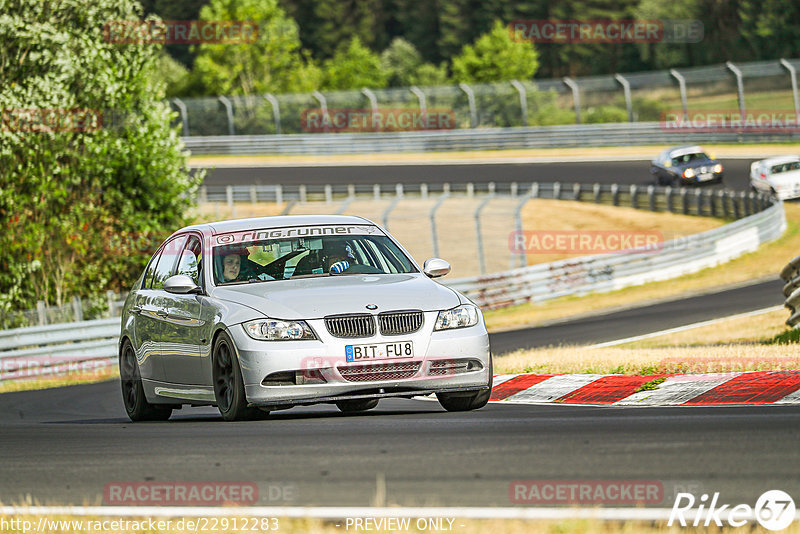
[750,156,800,200]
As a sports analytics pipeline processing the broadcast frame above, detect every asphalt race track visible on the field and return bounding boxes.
[1,381,799,508]
[203,160,755,191]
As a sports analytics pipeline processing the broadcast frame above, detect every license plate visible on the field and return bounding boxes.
[345,341,413,362]
[698,173,713,181]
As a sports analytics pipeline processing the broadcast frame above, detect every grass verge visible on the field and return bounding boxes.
[0,367,117,394]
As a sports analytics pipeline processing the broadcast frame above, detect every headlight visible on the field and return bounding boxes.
[713,164,723,173]
[244,319,316,340]
[434,304,479,331]
[683,168,696,179]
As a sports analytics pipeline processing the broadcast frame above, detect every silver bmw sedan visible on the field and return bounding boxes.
[119,215,492,421]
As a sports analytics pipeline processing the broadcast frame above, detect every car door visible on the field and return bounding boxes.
[160,234,205,385]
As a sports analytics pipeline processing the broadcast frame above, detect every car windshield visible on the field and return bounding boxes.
[671,152,710,165]
[771,161,800,174]
[212,230,417,285]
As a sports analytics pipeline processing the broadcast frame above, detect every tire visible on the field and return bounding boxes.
[335,399,379,413]
[119,340,172,422]
[212,331,261,421]
[436,355,493,412]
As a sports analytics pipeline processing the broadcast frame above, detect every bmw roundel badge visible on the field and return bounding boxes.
[366,304,378,310]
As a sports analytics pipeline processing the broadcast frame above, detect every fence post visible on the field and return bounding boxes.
[709,190,718,217]
[780,59,800,125]
[325,184,333,204]
[681,188,689,214]
[467,182,474,198]
[611,183,619,206]
[530,182,539,198]
[276,184,283,204]
[106,290,115,317]
[429,193,450,258]
[593,183,601,203]
[488,182,496,196]
[563,77,581,124]
[312,91,331,133]
[217,96,235,136]
[421,183,428,199]
[720,190,729,218]
[647,185,655,211]
[249,185,257,204]
[514,193,532,268]
[395,183,404,198]
[373,184,381,200]
[733,192,741,219]
[665,186,673,212]
[510,182,518,197]
[71,296,83,322]
[361,88,379,131]
[37,300,47,326]
[226,185,233,208]
[443,183,450,195]
[573,183,581,200]
[553,182,561,200]
[670,69,689,121]
[458,82,478,128]
[726,62,746,119]
[695,189,703,216]
[630,184,638,209]
[265,93,281,134]
[614,74,634,122]
[299,185,307,203]
[347,184,355,199]
[410,86,427,123]
[510,80,528,126]
[474,197,493,275]
[171,97,189,135]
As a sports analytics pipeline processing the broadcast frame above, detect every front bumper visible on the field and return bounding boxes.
[229,312,491,406]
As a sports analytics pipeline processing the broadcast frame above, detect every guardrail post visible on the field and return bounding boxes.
[443,183,450,195]
[217,96,235,136]
[733,191,741,219]
[199,186,208,203]
[563,77,581,124]
[421,183,428,199]
[630,184,638,209]
[665,186,673,212]
[276,184,283,204]
[474,196,493,275]
[553,182,561,200]
[614,74,634,122]
[36,300,46,326]
[510,80,528,126]
[720,190,729,218]
[780,59,800,124]
[530,182,539,198]
[325,184,333,204]
[395,183,404,198]
[670,69,689,121]
[373,184,381,200]
[226,185,233,207]
[593,183,601,203]
[611,184,619,206]
[726,62,746,119]
[410,86,427,123]
[265,94,281,134]
[171,97,189,135]
[71,296,83,322]
[647,185,655,211]
[707,190,716,217]
[312,91,331,133]
[459,82,478,128]
[573,183,581,200]
[299,185,307,203]
[249,185,257,204]
[347,184,355,199]
[361,88,379,131]
[510,182,518,197]
[467,182,474,198]
[430,192,449,258]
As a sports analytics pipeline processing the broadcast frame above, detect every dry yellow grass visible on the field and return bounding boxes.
[0,367,117,394]
[495,344,800,376]
[485,203,800,333]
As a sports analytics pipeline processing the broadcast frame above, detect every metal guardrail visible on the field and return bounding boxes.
[781,256,800,327]
[0,318,120,381]
[182,122,800,155]
[447,199,786,310]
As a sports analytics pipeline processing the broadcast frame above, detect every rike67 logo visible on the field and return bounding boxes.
[669,490,796,530]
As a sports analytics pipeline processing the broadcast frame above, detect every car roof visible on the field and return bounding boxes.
[177,215,376,236]
[758,156,800,167]
[667,145,706,158]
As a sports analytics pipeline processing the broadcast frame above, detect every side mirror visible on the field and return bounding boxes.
[164,274,202,295]
[423,258,451,278]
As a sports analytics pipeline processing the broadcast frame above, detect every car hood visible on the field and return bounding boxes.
[211,274,461,319]
[672,160,717,172]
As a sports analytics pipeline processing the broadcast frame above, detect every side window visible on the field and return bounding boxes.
[176,235,202,286]
[152,236,187,290]
[143,250,162,290]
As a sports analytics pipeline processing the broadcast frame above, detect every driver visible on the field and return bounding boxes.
[221,253,243,282]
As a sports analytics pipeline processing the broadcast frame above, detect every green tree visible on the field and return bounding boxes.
[380,37,449,87]
[323,37,388,90]
[452,19,539,82]
[193,0,321,96]
[0,0,202,314]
